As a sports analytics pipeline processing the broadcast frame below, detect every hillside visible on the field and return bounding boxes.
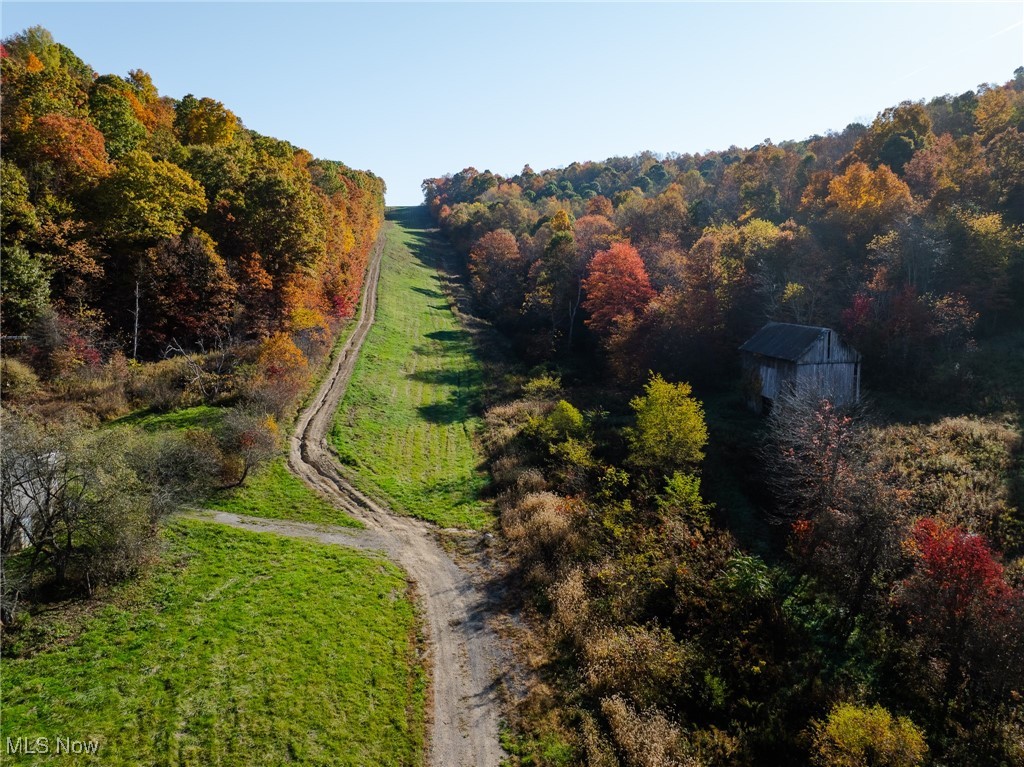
[426,74,1024,765]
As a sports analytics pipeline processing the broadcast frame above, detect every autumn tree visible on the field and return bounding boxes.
[141,228,237,349]
[627,373,708,473]
[826,161,913,243]
[174,93,239,146]
[26,113,111,193]
[897,517,1023,726]
[468,229,525,326]
[582,241,655,335]
[853,101,933,175]
[810,703,927,767]
[96,149,206,242]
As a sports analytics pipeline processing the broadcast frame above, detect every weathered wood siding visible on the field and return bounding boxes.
[741,327,861,412]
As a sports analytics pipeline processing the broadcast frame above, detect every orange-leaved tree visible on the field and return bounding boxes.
[582,241,655,335]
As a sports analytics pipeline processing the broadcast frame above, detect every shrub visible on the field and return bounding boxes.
[483,398,547,455]
[1,417,157,602]
[1,358,39,401]
[242,332,310,419]
[129,355,194,411]
[126,428,224,517]
[548,567,591,638]
[600,695,698,767]
[502,491,578,564]
[522,373,563,399]
[220,408,279,486]
[584,624,688,709]
[809,703,927,767]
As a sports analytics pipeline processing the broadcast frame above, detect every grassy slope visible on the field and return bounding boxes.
[330,207,490,529]
[109,404,226,432]
[1,520,424,767]
[206,458,362,527]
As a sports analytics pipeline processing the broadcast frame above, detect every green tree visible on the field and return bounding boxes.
[89,75,147,159]
[854,101,933,174]
[0,243,50,334]
[96,149,206,242]
[627,373,708,471]
[0,160,39,244]
[174,93,239,146]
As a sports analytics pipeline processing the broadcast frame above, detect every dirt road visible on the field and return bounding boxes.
[199,227,505,766]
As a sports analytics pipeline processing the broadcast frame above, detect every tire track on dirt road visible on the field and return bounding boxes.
[200,224,505,766]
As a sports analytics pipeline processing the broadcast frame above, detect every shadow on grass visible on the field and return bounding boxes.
[411,286,443,299]
[426,329,470,343]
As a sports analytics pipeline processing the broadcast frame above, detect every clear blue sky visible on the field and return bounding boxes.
[3,2,1022,205]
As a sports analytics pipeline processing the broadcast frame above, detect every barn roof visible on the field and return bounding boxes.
[739,322,830,362]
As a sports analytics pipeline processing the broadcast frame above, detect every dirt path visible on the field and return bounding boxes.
[198,226,505,766]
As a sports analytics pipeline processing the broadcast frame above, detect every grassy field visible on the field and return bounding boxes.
[109,404,226,432]
[1,520,424,767]
[206,458,362,527]
[330,207,490,529]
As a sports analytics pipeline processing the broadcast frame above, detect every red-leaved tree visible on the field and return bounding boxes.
[898,518,1021,709]
[582,242,655,335]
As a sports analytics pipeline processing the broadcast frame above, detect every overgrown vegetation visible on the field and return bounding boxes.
[429,70,1024,766]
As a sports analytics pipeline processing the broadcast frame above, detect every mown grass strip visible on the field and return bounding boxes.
[330,207,490,529]
[1,519,424,766]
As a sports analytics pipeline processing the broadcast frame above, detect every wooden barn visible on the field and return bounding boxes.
[739,323,861,413]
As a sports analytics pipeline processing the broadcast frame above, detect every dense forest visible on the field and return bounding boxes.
[425,70,1023,393]
[1,26,384,373]
[426,73,1024,765]
[1,28,383,614]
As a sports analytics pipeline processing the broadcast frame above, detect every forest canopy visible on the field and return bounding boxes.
[0,26,385,364]
[424,70,1024,397]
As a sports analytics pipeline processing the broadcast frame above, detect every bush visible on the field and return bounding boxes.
[584,624,688,709]
[241,333,310,419]
[1,358,39,401]
[502,491,576,564]
[548,567,591,638]
[220,408,279,486]
[1,417,158,604]
[129,356,194,411]
[600,695,698,767]
[483,399,547,455]
[125,428,224,517]
[810,703,927,767]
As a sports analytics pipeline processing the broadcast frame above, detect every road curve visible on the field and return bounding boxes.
[284,226,505,766]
